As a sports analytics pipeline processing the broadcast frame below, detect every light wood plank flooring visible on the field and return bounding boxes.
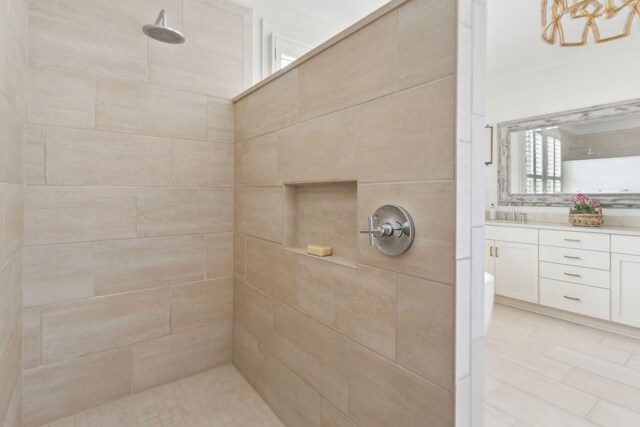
[485,304,640,427]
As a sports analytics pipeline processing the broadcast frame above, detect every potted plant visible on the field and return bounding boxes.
[569,194,603,227]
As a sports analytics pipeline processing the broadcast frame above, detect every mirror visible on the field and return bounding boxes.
[498,100,640,208]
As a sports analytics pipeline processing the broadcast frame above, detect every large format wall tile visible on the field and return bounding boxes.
[59,0,183,32]
[25,125,45,185]
[41,288,170,364]
[137,188,233,237]
[0,96,24,186]
[132,321,231,393]
[171,278,233,333]
[148,21,243,99]
[235,133,279,187]
[0,262,12,349]
[206,233,233,279]
[321,399,356,427]
[23,307,41,370]
[358,181,455,284]
[349,343,454,427]
[296,257,396,359]
[273,302,349,413]
[23,243,93,307]
[235,70,298,142]
[298,12,396,121]
[397,0,456,90]
[278,110,355,183]
[27,66,95,129]
[96,78,207,140]
[173,139,234,188]
[257,350,322,427]
[24,186,137,246]
[28,7,147,82]
[355,77,455,183]
[0,185,24,269]
[0,324,21,427]
[2,378,21,427]
[207,97,234,143]
[397,274,455,392]
[234,233,247,281]
[233,280,274,348]
[236,188,283,243]
[232,323,260,386]
[46,127,173,186]
[23,347,133,427]
[246,238,296,306]
[93,235,205,295]
[0,1,26,118]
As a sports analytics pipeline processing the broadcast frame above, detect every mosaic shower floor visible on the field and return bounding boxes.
[40,364,285,427]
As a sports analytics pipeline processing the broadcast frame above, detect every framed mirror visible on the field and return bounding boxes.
[498,100,640,208]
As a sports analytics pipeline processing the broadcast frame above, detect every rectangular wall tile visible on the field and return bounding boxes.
[397,0,456,90]
[278,110,355,183]
[232,323,259,386]
[173,139,234,188]
[233,233,247,281]
[0,262,11,354]
[93,235,205,296]
[24,186,137,245]
[137,188,233,237]
[9,251,22,328]
[0,0,26,119]
[257,350,321,427]
[148,5,243,98]
[2,378,21,427]
[298,12,397,121]
[355,77,455,183]
[0,96,24,185]
[236,188,283,243]
[132,321,231,393]
[27,66,96,128]
[171,278,233,333]
[25,125,45,185]
[273,302,349,413]
[297,257,396,359]
[46,127,173,186]
[236,132,279,187]
[206,232,233,279]
[23,243,93,307]
[358,181,455,284]
[349,343,454,427]
[246,238,296,306]
[41,288,170,364]
[0,323,21,427]
[23,347,133,427]
[235,70,298,142]
[397,274,455,392]
[207,97,234,143]
[23,307,41,370]
[96,78,207,140]
[28,7,147,81]
[321,399,356,427]
[0,184,23,268]
[233,280,273,348]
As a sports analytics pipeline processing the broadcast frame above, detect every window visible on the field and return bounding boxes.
[525,129,562,194]
[270,34,312,73]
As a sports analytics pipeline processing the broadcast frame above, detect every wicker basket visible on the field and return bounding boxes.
[568,208,604,227]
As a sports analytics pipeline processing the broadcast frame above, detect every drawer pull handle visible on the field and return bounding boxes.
[490,247,493,257]
[564,272,581,278]
[564,239,582,242]
[563,255,581,260]
[563,295,582,302]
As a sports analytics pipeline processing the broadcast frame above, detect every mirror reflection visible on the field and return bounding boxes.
[509,114,640,195]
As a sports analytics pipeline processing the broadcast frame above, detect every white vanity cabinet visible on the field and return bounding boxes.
[486,226,539,303]
[611,235,640,328]
[486,222,640,328]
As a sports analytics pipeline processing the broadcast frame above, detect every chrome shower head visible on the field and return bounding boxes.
[143,9,185,44]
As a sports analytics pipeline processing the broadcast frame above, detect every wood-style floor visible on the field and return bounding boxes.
[485,304,640,427]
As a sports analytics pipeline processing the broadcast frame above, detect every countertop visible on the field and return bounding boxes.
[486,219,640,237]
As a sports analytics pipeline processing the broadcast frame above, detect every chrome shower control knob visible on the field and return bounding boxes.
[359,205,415,256]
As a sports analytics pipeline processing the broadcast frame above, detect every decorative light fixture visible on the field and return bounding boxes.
[542,0,640,46]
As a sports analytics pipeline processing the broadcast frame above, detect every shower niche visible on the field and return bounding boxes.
[284,181,358,268]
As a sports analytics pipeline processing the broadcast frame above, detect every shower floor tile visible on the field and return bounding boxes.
[40,364,284,427]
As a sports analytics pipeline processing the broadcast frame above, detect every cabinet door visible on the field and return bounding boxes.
[494,241,539,303]
[485,240,495,276]
[611,253,640,327]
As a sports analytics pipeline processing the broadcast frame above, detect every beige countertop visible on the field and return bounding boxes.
[486,219,640,237]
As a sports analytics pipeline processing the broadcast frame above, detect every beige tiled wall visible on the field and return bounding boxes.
[0,0,27,425]
[21,0,251,425]
[232,1,458,425]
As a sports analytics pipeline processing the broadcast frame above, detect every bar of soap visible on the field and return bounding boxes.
[307,244,332,257]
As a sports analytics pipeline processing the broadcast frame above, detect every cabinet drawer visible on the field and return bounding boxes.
[540,279,610,320]
[539,262,610,289]
[539,229,609,252]
[486,226,538,245]
[611,234,640,256]
[539,246,610,270]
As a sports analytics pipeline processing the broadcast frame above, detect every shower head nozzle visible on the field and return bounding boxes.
[143,9,185,44]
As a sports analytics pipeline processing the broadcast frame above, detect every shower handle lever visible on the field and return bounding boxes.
[360,216,403,246]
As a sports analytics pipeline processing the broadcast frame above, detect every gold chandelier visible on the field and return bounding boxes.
[542,0,640,46]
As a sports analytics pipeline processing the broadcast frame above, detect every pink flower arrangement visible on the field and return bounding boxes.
[571,193,601,213]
